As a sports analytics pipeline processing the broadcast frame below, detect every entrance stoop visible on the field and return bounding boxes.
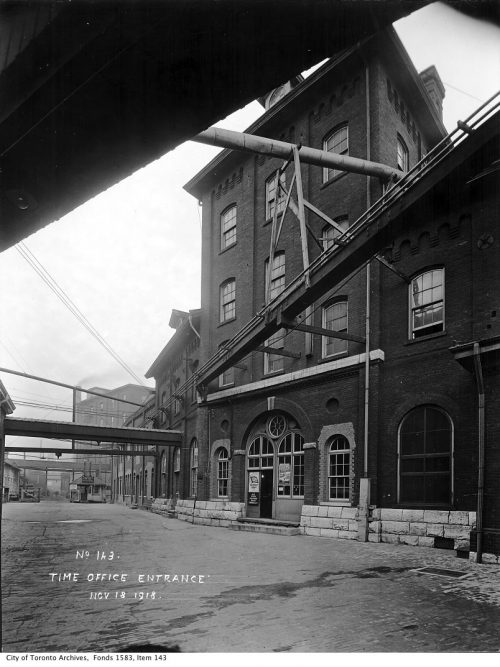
[228,517,301,536]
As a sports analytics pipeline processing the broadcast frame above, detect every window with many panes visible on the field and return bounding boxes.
[248,436,274,468]
[217,448,229,497]
[322,215,349,251]
[322,300,348,358]
[265,252,285,303]
[328,435,351,500]
[190,439,198,496]
[264,328,285,375]
[220,279,236,322]
[174,446,181,473]
[397,134,409,172]
[219,341,234,387]
[266,171,287,220]
[277,433,304,498]
[220,205,237,250]
[410,268,444,339]
[323,124,348,182]
[399,406,452,505]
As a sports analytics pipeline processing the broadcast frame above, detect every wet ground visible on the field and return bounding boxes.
[2,500,500,653]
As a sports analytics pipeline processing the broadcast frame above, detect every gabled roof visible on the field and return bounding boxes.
[146,309,201,379]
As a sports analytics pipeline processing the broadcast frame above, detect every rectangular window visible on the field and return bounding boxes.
[220,279,236,322]
[328,435,351,501]
[397,135,409,172]
[323,125,349,182]
[266,172,286,220]
[221,206,237,250]
[322,301,348,358]
[264,328,285,375]
[265,252,285,303]
[322,216,349,251]
[410,269,444,339]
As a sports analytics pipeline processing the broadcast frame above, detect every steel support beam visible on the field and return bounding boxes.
[5,447,155,457]
[4,417,182,445]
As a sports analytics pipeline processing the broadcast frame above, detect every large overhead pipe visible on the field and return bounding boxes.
[194,127,401,183]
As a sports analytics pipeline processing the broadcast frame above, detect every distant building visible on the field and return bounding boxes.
[2,460,20,501]
[74,383,154,482]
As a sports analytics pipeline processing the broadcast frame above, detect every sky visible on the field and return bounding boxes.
[1,1,499,447]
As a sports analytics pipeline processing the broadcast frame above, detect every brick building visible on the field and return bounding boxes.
[176,26,500,560]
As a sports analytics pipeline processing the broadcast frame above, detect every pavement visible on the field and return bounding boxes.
[1,500,500,653]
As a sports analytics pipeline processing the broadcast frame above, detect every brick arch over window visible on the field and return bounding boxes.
[317,422,356,504]
[241,397,314,444]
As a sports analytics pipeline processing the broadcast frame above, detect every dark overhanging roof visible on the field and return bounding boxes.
[1,1,497,253]
[0,0,462,253]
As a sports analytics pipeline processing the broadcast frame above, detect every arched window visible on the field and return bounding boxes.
[397,134,409,172]
[190,439,199,497]
[221,205,237,250]
[322,215,349,251]
[216,448,229,497]
[410,268,444,339]
[174,447,181,473]
[322,300,348,358]
[327,435,351,500]
[278,433,304,498]
[323,124,349,182]
[160,391,167,424]
[220,279,236,322]
[399,406,452,505]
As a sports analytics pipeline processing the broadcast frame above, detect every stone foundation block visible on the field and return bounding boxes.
[341,507,357,519]
[317,506,329,517]
[381,521,410,535]
[379,509,403,521]
[319,528,340,539]
[300,516,311,527]
[370,508,381,520]
[331,519,350,531]
[368,520,381,533]
[326,506,343,518]
[409,523,427,536]
[424,510,450,524]
[399,535,419,546]
[348,520,358,532]
[444,525,469,540]
[380,534,400,545]
[304,527,322,537]
[469,512,477,527]
[449,511,471,525]
[368,533,381,543]
[312,517,333,529]
[454,539,470,551]
[301,505,319,517]
[219,520,230,527]
[426,523,444,537]
[401,509,425,522]
[417,536,435,548]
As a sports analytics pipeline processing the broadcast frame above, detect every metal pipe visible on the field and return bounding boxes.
[194,127,401,182]
[0,367,145,406]
[473,342,485,564]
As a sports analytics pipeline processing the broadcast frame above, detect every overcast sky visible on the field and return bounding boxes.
[1,2,499,444]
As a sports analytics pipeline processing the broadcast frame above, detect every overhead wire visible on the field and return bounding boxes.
[16,242,145,386]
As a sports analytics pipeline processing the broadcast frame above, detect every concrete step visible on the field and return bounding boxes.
[228,518,301,536]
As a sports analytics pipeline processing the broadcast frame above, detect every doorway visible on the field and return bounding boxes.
[260,470,273,519]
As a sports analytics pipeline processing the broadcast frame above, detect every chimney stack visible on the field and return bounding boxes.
[419,65,446,120]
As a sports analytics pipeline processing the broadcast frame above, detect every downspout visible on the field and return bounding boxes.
[358,59,372,542]
[188,314,201,340]
[473,342,485,564]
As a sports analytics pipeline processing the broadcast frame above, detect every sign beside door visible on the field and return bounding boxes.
[248,472,260,505]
